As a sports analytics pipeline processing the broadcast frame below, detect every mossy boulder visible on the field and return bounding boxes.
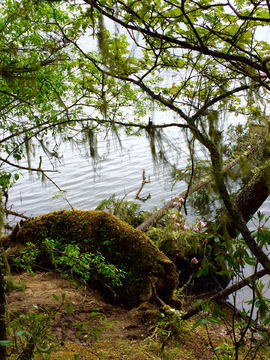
[3,210,178,309]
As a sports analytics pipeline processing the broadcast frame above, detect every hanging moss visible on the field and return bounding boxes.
[3,210,178,309]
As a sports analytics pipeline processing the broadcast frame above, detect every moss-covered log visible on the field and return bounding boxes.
[2,210,178,309]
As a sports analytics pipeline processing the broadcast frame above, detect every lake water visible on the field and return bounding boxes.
[7,111,190,219]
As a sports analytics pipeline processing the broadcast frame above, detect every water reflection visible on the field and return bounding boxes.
[7,126,187,218]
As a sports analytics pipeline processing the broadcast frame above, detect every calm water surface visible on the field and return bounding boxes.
[7,124,188,217]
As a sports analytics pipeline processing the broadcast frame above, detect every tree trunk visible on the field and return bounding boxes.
[220,161,270,238]
[236,164,270,222]
[208,145,270,273]
[0,262,7,359]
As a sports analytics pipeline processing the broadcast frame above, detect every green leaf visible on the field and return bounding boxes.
[16,330,32,337]
[212,305,226,319]
[201,318,209,325]
[216,270,231,276]
[255,300,261,308]
[0,340,11,346]
[263,316,270,326]
[202,264,209,276]
[257,211,264,221]
[52,293,60,302]
[65,302,75,314]
[192,318,202,329]
[208,317,221,324]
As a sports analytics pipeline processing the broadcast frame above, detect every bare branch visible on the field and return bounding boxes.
[134,169,150,200]
[5,210,29,220]
[0,157,58,173]
[181,268,268,320]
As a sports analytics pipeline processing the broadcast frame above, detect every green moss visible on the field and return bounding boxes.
[5,210,178,309]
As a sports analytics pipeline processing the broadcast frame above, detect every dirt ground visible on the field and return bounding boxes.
[5,272,270,360]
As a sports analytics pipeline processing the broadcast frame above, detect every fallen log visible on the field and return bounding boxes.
[136,144,262,233]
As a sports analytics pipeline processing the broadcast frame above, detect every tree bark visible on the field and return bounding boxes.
[0,253,7,359]
[225,161,270,238]
[208,145,270,273]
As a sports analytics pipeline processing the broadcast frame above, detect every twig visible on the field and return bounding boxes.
[0,157,58,173]
[5,210,29,220]
[134,169,150,200]
[41,172,74,211]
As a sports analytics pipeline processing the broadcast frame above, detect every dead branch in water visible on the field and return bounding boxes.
[134,169,150,201]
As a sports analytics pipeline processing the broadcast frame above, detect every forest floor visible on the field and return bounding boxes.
[5,272,270,360]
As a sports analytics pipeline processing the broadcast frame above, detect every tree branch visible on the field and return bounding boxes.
[86,0,264,72]
[0,157,58,173]
[0,90,33,106]
[181,268,267,320]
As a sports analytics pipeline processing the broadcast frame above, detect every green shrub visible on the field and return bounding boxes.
[95,194,151,227]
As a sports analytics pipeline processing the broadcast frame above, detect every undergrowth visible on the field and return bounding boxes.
[146,196,208,258]
[95,194,151,227]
